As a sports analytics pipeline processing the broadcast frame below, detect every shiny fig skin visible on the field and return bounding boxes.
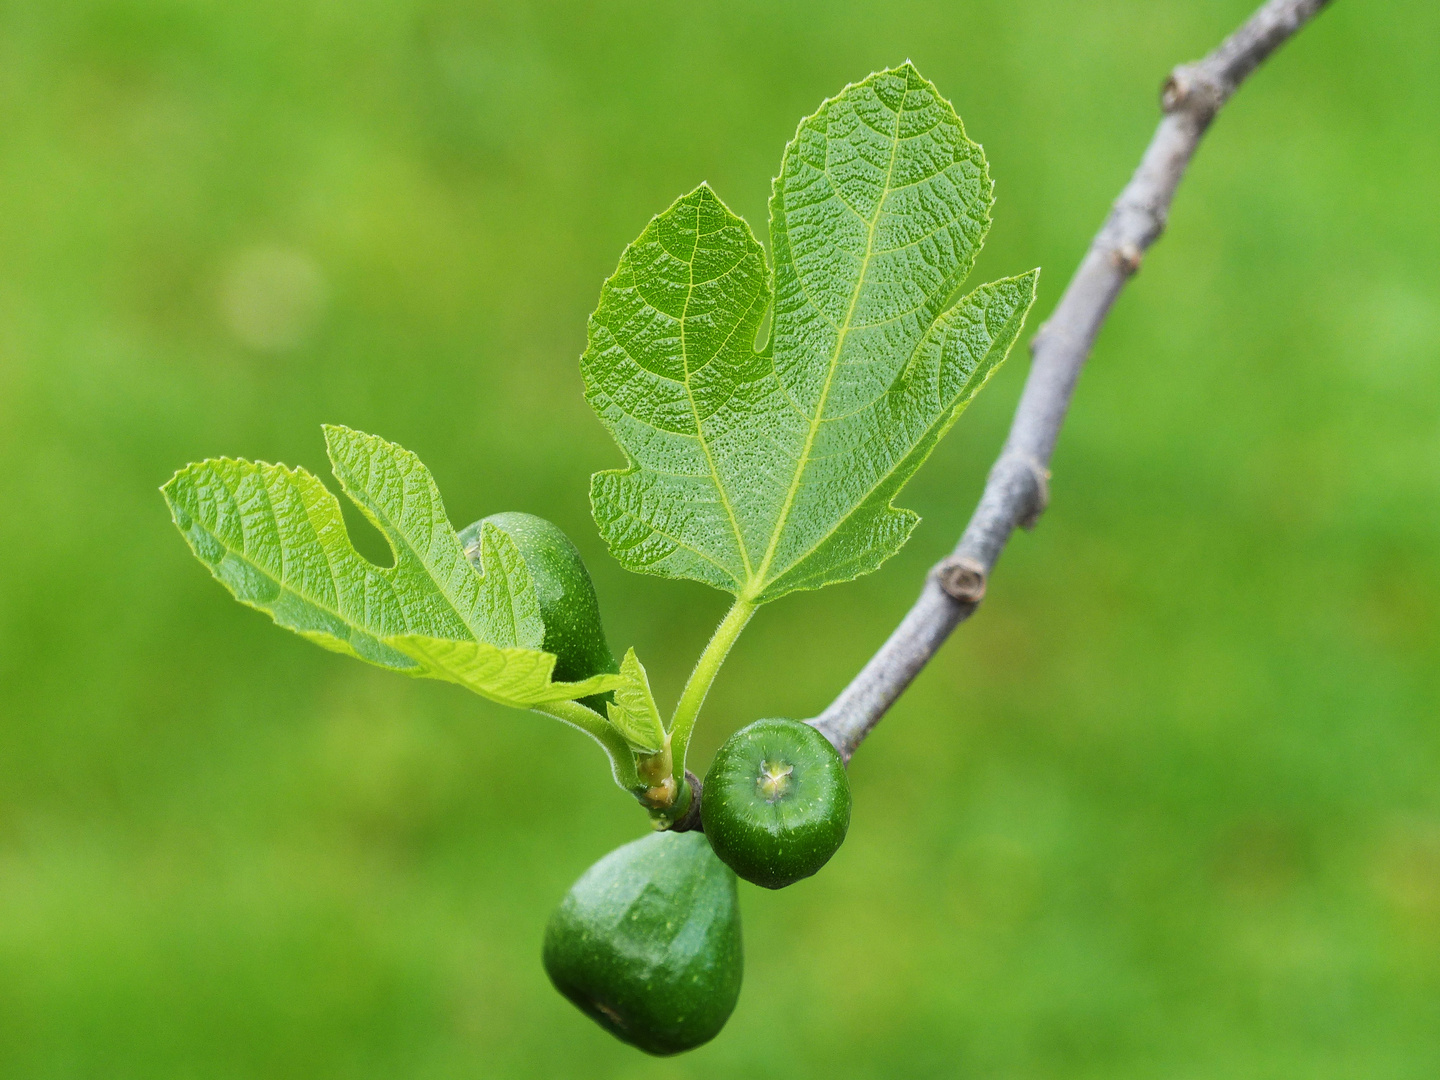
[543,831,743,1055]
[702,718,851,889]
[460,512,618,710]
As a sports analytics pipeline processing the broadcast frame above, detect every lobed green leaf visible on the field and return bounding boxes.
[584,63,1039,604]
[162,425,626,709]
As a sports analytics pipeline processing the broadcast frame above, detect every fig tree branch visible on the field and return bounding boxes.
[809,0,1334,762]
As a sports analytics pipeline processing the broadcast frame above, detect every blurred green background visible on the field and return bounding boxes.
[0,0,1436,1075]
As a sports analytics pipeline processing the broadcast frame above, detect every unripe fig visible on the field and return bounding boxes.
[543,831,743,1055]
[702,718,851,889]
[460,512,618,708]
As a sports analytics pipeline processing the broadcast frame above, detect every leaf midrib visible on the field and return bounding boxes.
[678,199,756,582]
[747,90,907,600]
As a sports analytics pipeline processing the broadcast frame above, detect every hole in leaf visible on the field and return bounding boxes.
[335,487,395,569]
[753,301,773,353]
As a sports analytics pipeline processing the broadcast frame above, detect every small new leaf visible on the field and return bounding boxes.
[585,63,1039,604]
[162,425,626,709]
[606,648,667,753]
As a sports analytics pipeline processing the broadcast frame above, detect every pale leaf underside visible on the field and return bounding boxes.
[163,425,625,708]
[585,62,1039,603]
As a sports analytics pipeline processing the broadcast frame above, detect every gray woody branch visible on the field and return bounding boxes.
[810,0,1334,763]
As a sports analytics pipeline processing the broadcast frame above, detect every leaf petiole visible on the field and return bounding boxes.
[532,699,643,793]
[668,597,757,779]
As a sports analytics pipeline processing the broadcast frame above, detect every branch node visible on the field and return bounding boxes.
[992,452,1051,529]
[936,555,987,604]
[1161,64,1224,123]
[1113,243,1144,276]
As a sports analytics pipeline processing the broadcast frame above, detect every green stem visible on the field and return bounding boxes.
[532,699,641,793]
[668,596,757,777]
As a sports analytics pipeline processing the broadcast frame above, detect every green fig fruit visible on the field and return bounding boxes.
[543,831,743,1055]
[460,512,618,710]
[702,718,851,890]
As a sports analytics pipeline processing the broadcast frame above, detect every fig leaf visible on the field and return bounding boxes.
[585,62,1039,604]
[162,425,627,709]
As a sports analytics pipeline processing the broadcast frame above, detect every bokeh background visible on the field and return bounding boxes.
[1,0,1436,1075]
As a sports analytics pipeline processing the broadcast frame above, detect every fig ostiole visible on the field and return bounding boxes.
[543,831,743,1055]
[701,718,851,889]
[460,512,618,712]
